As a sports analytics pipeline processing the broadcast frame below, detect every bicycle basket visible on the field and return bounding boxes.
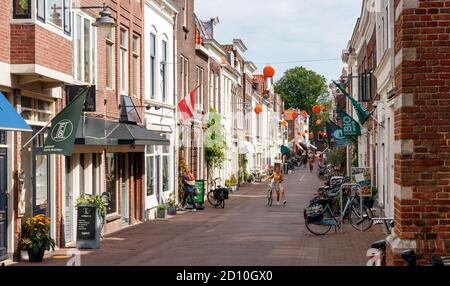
[221,188,230,200]
[304,204,325,223]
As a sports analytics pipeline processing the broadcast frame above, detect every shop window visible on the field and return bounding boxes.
[146,146,155,196]
[13,0,31,19]
[20,96,53,123]
[105,153,117,215]
[162,145,170,193]
[0,131,6,145]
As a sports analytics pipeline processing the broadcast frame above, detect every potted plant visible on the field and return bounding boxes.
[225,174,237,192]
[157,204,168,219]
[167,192,177,215]
[75,194,106,249]
[19,214,55,262]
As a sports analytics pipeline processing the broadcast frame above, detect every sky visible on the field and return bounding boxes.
[195,0,363,83]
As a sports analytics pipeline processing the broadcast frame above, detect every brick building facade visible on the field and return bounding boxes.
[386,0,450,265]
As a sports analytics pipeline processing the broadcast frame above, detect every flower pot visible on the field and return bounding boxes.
[27,248,45,263]
[167,205,176,215]
[157,209,167,219]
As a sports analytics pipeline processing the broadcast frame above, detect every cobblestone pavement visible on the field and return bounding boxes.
[14,163,386,266]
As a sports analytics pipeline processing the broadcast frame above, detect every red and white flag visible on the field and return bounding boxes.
[178,85,200,124]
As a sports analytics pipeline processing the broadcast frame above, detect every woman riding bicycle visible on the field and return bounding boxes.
[268,167,286,205]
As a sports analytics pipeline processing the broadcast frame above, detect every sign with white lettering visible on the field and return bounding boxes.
[77,205,96,240]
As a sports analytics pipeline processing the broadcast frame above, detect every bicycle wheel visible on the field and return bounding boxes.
[207,190,219,207]
[219,198,225,209]
[348,204,374,231]
[304,207,334,236]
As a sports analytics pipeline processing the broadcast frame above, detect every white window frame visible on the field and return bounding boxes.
[146,146,156,197]
[150,32,157,100]
[161,39,168,102]
[72,10,96,84]
[132,34,141,98]
[120,27,129,96]
[196,66,204,113]
[105,27,115,89]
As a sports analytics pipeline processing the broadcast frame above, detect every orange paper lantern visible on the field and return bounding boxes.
[310,133,314,139]
[316,120,322,126]
[292,111,299,120]
[312,105,321,114]
[263,66,275,78]
[301,111,308,118]
[254,104,263,114]
[281,120,287,127]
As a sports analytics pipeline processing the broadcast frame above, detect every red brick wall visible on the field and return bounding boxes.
[10,25,72,75]
[388,0,450,263]
[78,0,144,122]
[0,0,10,63]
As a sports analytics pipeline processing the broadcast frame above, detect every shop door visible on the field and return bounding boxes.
[120,154,129,224]
[0,148,7,260]
[64,157,73,243]
[155,155,161,204]
[33,146,50,216]
[133,154,143,221]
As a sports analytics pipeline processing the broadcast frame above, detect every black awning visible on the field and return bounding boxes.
[75,117,169,146]
[109,123,170,146]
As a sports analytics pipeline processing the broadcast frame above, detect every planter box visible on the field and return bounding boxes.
[167,205,176,215]
[157,209,167,219]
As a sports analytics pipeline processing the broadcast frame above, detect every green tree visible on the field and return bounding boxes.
[275,66,329,113]
[205,109,227,182]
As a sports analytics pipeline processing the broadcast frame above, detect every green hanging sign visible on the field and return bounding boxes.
[43,87,88,156]
[338,108,361,137]
[333,81,371,125]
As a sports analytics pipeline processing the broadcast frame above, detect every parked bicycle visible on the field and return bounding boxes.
[401,249,450,266]
[304,184,373,235]
[207,178,229,209]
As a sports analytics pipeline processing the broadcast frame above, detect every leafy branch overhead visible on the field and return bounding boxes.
[275,66,329,113]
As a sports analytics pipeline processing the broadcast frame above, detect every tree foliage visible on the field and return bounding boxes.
[275,66,329,113]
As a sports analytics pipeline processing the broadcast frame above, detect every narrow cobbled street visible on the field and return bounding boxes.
[15,163,384,266]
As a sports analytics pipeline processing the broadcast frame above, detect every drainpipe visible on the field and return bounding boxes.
[173,12,179,205]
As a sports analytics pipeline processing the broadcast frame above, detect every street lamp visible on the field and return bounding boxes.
[73,3,117,28]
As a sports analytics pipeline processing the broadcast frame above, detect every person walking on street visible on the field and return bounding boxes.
[268,168,287,205]
[308,151,315,173]
[302,151,308,168]
[182,167,197,211]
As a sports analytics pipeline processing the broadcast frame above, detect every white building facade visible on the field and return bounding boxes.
[143,0,178,219]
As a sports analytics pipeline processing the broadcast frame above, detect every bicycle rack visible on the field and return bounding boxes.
[338,183,361,233]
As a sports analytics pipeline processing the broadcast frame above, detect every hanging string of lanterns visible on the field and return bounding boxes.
[312,105,322,114]
[254,104,263,115]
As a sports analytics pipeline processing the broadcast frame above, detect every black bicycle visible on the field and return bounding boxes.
[207,178,228,208]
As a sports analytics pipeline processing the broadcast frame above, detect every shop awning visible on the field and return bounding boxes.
[308,144,318,151]
[299,142,308,150]
[109,123,170,146]
[75,117,169,146]
[0,92,32,132]
[238,140,255,154]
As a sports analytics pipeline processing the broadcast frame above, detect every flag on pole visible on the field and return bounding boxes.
[338,108,361,136]
[332,81,370,125]
[178,85,200,124]
[43,86,88,156]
